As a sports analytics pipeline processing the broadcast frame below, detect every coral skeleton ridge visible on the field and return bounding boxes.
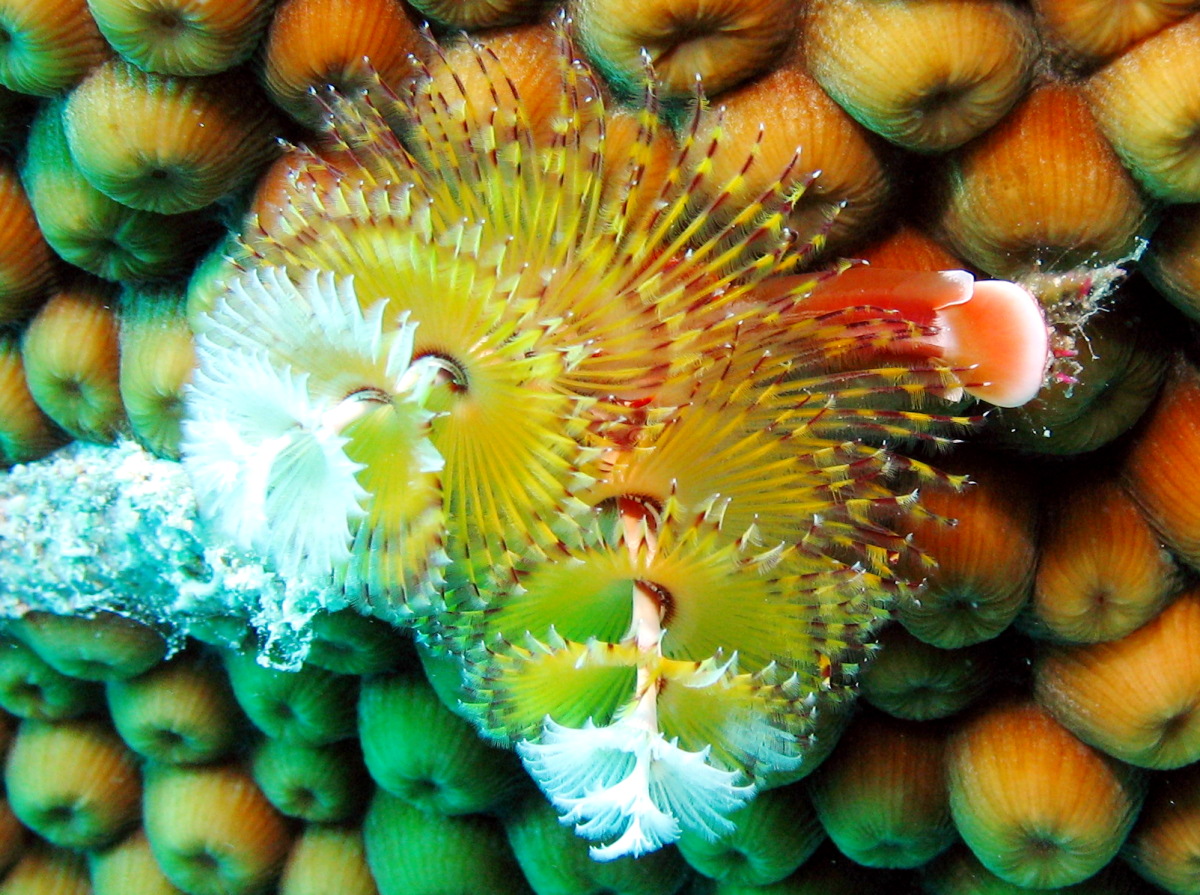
[5,27,1049,860]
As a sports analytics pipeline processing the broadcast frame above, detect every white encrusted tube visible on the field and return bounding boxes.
[0,440,343,669]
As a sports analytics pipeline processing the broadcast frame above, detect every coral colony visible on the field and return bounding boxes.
[3,28,1049,862]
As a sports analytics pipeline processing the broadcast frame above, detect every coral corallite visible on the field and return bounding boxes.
[181,26,1049,859]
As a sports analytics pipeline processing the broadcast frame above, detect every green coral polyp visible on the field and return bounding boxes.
[180,22,1048,860]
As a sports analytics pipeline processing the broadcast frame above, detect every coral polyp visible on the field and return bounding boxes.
[181,24,1048,858]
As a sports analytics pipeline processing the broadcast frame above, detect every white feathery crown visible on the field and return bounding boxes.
[518,710,754,861]
[182,267,438,582]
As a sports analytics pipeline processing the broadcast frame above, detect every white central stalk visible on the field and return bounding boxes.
[620,496,663,733]
[518,497,754,861]
[320,387,389,434]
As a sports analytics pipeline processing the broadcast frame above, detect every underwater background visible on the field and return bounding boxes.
[2,0,1200,892]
